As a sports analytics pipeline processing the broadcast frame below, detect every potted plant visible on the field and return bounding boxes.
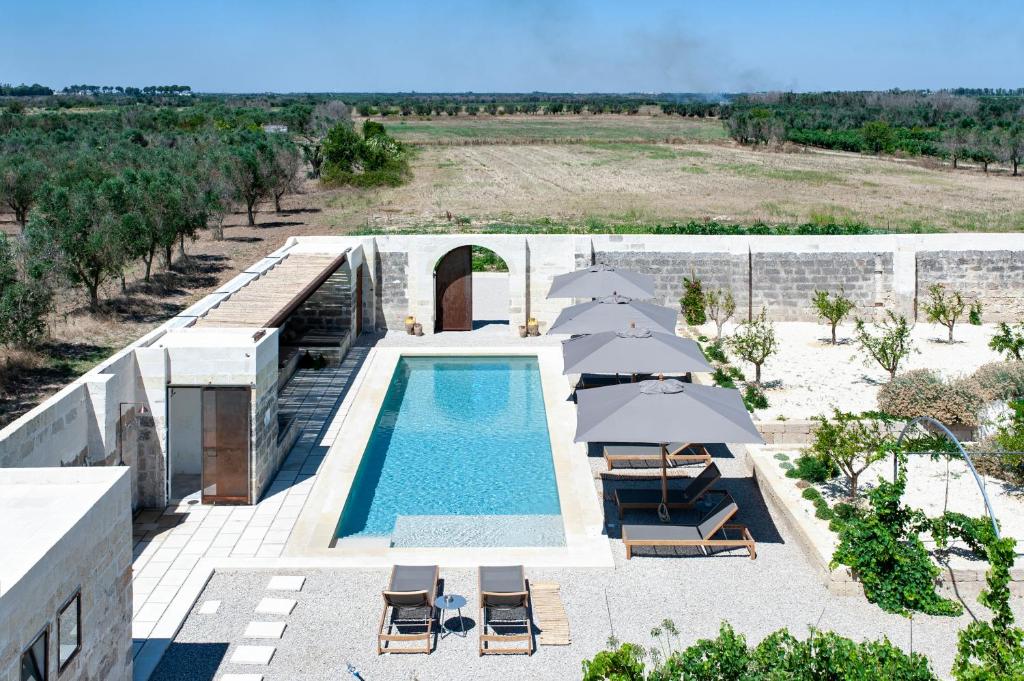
[405,316,416,334]
[413,322,423,336]
[527,317,540,336]
[518,324,528,338]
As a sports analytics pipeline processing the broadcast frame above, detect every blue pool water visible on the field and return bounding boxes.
[335,356,564,545]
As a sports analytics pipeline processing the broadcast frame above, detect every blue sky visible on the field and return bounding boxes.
[5,1,1023,93]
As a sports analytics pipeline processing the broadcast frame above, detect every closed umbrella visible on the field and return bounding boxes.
[548,295,678,335]
[562,327,712,376]
[574,378,762,519]
[546,264,656,300]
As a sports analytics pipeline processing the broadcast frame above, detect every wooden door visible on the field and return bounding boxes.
[201,387,251,504]
[355,266,363,335]
[435,246,473,331]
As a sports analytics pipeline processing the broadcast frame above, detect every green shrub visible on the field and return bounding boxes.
[972,361,1024,401]
[878,369,985,426]
[703,340,728,363]
[786,451,840,483]
[814,498,834,520]
[953,536,1024,680]
[968,301,983,326]
[773,452,790,461]
[583,622,937,681]
[780,461,794,471]
[712,367,736,389]
[990,322,1024,361]
[742,384,768,411]
[802,487,822,501]
[680,275,706,325]
[832,471,963,616]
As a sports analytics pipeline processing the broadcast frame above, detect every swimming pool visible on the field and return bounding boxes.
[335,355,564,546]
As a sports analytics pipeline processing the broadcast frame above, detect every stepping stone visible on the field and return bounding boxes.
[219,675,263,681]
[230,645,275,665]
[198,600,221,614]
[244,621,287,639]
[267,575,305,592]
[255,598,296,616]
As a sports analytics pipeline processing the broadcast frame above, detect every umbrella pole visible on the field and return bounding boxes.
[658,442,670,522]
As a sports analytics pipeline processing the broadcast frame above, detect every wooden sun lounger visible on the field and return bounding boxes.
[479,565,533,656]
[377,565,439,654]
[613,462,722,518]
[621,494,757,560]
[603,442,711,470]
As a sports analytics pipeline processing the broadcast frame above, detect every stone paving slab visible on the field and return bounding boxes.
[244,621,287,639]
[267,575,305,591]
[255,598,296,616]
[198,600,221,614]
[219,675,264,681]
[229,645,276,665]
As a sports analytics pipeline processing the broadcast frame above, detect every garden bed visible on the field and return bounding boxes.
[748,444,1024,595]
[696,321,1004,421]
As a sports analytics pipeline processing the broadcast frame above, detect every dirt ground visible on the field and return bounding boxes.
[1,114,1022,424]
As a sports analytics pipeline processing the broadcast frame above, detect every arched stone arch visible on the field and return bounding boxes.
[407,236,528,334]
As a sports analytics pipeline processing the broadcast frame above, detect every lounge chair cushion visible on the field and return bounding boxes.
[698,498,738,539]
[390,565,437,592]
[604,442,694,457]
[480,565,525,594]
[622,524,702,542]
[616,487,702,506]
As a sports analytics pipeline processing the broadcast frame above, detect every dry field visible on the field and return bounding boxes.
[325,139,1024,232]
[2,114,1023,423]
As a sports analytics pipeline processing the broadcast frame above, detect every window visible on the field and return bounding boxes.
[57,591,82,672]
[20,627,48,681]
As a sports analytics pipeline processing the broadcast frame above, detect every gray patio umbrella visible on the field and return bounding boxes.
[547,295,678,335]
[546,264,656,300]
[561,327,712,376]
[574,378,762,518]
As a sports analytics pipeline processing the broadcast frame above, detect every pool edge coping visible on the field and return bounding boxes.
[286,344,614,568]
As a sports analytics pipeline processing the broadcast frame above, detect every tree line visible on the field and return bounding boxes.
[724,91,1024,174]
[0,98,364,346]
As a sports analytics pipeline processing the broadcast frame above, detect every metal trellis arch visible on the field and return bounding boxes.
[893,415,1000,540]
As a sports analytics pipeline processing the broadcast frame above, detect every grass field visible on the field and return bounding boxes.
[321,135,1024,233]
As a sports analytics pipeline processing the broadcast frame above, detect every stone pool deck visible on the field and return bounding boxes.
[151,440,1024,680]
[132,328,1020,681]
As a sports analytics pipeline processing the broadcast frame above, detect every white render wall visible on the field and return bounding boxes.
[0,467,133,681]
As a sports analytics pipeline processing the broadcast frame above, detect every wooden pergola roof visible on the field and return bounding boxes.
[193,253,347,329]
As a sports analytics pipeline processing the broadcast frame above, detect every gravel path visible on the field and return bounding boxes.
[151,451,1017,681]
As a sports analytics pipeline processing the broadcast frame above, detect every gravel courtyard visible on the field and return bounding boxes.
[151,451,1016,681]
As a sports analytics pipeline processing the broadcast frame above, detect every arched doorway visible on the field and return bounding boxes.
[435,246,472,331]
[434,246,510,332]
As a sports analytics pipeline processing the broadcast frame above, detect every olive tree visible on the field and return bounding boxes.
[0,233,51,347]
[0,153,47,232]
[222,131,276,226]
[811,410,891,499]
[854,311,914,380]
[727,308,777,385]
[26,171,132,310]
[812,289,856,345]
[923,283,966,343]
[703,288,735,340]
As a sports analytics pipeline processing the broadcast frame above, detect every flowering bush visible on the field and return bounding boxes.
[877,369,985,426]
[972,361,1024,402]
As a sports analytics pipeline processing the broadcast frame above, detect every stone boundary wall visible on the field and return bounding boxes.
[304,233,1024,334]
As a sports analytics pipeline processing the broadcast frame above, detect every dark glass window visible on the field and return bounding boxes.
[20,628,48,681]
[57,591,82,671]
